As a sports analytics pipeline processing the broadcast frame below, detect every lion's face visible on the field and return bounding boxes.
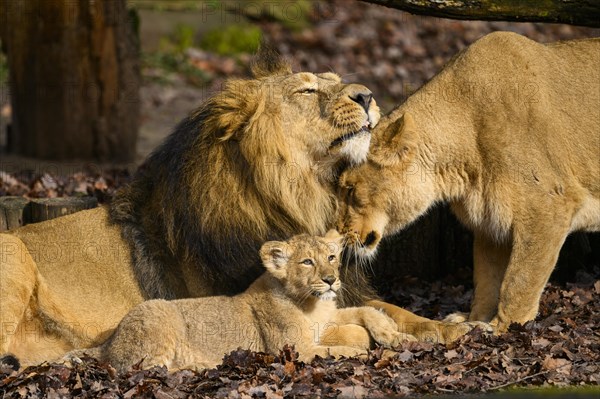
[211,69,380,173]
[260,230,344,302]
[195,51,381,237]
[273,71,380,166]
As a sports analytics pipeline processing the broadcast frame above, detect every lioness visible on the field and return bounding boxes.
[1,48,471,367]
[338,32,600,332]
[66,231,407,371]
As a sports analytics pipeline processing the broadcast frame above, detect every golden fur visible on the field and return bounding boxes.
[0,49,477,368]
[66,231,410,372]
[338,32,600,332]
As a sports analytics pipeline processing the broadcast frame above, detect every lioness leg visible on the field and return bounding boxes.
[332,307,413,347]
[493,220,569,332]
[469,234,511,322]
[367,300,475,344]
[319,324,372,348]
[0,234,37,354]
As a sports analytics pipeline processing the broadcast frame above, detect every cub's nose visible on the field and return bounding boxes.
[322,275,337,286]
[350,92,373,113]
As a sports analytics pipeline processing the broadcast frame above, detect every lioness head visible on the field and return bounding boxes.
[338,114,437,258]
[260,230,344,302]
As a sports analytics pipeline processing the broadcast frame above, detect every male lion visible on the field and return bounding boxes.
[0,49,471,368]
[65,231,409,372]
[338,32,600,332]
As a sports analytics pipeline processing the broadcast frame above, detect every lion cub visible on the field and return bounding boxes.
[66,230,404,371]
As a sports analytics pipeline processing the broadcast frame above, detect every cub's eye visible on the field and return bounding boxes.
[328,255,336,262]
[301,259,314,266]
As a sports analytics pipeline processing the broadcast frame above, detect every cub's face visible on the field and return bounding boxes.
[260,230,344,302]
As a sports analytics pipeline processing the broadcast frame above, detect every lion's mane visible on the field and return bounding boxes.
[110,52,375,304]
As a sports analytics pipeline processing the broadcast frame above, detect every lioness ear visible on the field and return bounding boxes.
[251,44,292,78]
[260,241,290,274]
[371,113,418,166]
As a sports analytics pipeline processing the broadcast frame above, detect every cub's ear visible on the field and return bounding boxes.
[250,44,292,78]
[371,113,418,166]
[324,229,344,254]
[260,241,290,276]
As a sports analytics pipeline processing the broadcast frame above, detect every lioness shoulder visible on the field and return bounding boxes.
[66,231,406,371]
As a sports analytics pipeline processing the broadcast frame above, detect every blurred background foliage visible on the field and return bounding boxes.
[199,24,262,55]
[1,0,597,161]
[129,0,310,86]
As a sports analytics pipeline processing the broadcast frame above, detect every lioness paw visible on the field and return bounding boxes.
[442,312,468,323]
[466,320,494,333]
[370,329,416,348]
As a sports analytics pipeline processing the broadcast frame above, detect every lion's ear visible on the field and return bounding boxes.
[251,45,292,78]
[211,80,262,141]
[260,241,290,276]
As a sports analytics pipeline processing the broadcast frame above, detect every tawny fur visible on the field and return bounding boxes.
[66,231,408,372]
[338,32,600,332]
[2,49,471,368]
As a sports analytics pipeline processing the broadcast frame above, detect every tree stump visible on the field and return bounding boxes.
[0,196,29,231]
[28,197,98,224]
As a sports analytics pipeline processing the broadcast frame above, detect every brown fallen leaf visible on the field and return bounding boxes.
[542,355,572,375]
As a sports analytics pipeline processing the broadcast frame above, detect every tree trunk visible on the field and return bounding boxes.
[1,0,140,161]
[361,0,600,28]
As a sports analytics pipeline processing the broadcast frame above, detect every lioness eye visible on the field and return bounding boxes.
[301,259,314,266]
[328,255,336,262]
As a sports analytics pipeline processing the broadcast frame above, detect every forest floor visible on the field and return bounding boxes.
[1,274,598,398]
[1,1,599,397]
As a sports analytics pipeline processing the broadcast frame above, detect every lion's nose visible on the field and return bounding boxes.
[322,275,337,286]
[362,231,378,248]
[350,92,373,113]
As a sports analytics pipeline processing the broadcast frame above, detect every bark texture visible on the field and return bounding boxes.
[1,0,140,161]
[361,0,600,28]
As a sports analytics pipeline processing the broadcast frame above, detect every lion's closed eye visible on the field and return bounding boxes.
[297,87,317,95]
